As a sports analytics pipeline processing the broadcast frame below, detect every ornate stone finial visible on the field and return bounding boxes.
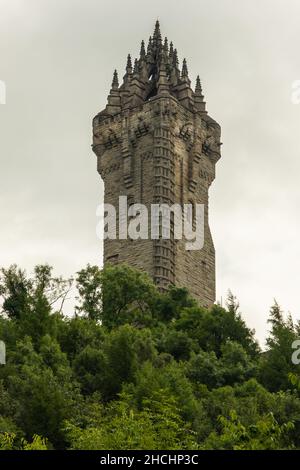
[152,20,162,51]
[181,58,188,78]
[195,75,203,94]
[173,48,179,68]
[111,69,119,89]
[126,54,132,73]
[133,58,139,74]
[169,41,174,57]
[153,20,161,41]
[194,75,206,113]
[164,37,169,54]
[147,36,152,55]
[140,40,146,59]
[106,70,121,115]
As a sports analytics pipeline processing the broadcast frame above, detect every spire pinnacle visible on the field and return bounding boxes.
[152,19,162,48]
[133,58,139,74]
[147,36,152,55]
[181,58,188,78]
[140,40,146,59]
[194,75,206,113]
[111,69,119,89]
[126,54,132,74]
[169,41,174,57]
[173,48,179,68]
[153,20,161,40]
[195,75,202,94]
[164,37,169,54]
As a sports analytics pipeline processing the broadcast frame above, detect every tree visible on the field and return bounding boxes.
[76,264,156,328]
[259,302,300,391]
[65,391,198,450]
[0,264,71,346]
[202,410,294,450]
[5,336,81,448]
[1,262,300,450]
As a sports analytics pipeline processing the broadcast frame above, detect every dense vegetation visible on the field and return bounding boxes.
[0,263,300,450]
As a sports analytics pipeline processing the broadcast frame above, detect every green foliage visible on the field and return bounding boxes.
[186,341,257,390]
[4,336,81,448]
[0,432,47,450]
[65,391,198,450]
[22,435,48,450]
[202,410,294,450]
[75,265,102,321]
[259,301,300,391]
[174,303,259,358]
[76,264,156,328]
[0,263,299,450]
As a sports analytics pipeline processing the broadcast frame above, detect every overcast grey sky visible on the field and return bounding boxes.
[1,0,300,345]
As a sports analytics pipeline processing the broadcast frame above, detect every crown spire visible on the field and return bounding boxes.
[153,20,161,41]
[104,23,199,111]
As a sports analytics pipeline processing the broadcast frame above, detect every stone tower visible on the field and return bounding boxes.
[92,21,221,306]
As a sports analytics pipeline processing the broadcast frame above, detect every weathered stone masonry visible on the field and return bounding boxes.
[92,21,221,307]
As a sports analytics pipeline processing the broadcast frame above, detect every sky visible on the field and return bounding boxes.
[0,0,300,345]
